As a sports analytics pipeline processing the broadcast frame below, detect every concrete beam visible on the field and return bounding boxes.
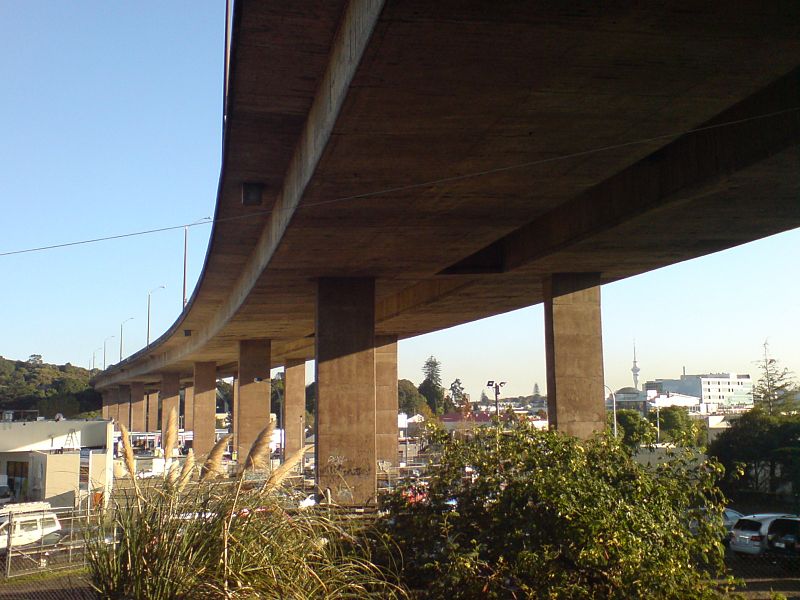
[160,373,181,439]
[444,67,800,276]
[130,383,146,432]
[236,341,271,462]
[92,0,385,391]
[193,362,217,458]
[316,278,377,505]
[284,359,306,460]
[543,273,605,439]
[376,335,398,472]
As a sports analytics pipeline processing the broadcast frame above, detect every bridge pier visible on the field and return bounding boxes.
[193,362,217,457]
[130,382,146,432]
[101,389,111,421]
[160,373,181,444]
[543,273,605,439]
[235,340,271,462]
[376,335,398,474]
[316,277,377,505]
[183,384,195,432]
[146,392,159,433]
[284,359,306,459]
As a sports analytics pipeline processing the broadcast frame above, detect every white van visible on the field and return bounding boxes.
[0,502,62,552]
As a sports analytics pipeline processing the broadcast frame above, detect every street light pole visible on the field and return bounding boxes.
[486,380,506,419]
[92,347,102,370]
[119,317,134,361]
[103,336,115,370]
[604,384,617,438]
[147,285,166,346]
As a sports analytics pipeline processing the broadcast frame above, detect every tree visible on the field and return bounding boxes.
[479,390,489,405]
[614,409,654,450]
[379,421,728,599]
[708,408,800,493]
[448,379,465,408]
[754,344,798,415]
[399,379,427,415]
[418,378,451,415]
[422,356,442,388]
[649,406,696,444]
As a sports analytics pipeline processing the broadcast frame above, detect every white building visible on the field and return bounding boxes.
[0,418,114,509]
[645,373,753,412]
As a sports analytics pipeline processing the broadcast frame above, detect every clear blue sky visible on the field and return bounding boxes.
[1,3,798,403]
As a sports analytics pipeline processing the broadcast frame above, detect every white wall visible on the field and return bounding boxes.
[0,420,110,452]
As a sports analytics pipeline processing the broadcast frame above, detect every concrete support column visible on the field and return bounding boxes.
[316,278,376,505]
[284,359,306,459]
[543,273,605,439]
[106,387,120,428]
[193,362,217,458]
[160,373,181,438]
[376,335,398,472]
[146,393,159,432]
[130,383,146,432]
[183,384,195,432]
[119,385,132,430]
[101,390,111,421]
[236,341,271,461]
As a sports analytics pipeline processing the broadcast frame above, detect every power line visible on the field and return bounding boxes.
[2,104,798,259]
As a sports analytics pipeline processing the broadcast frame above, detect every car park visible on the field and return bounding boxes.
[729,513,796,556]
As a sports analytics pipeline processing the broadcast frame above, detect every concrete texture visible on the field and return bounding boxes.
[160,373,181,436]
[544,274,605,439]
[130,382,146,432]
[284,359,305,459]
[236,341,271,462]
[316,278,377,505]
[192,362,217,457]
[146,392,159,432]
[183,384,195,431]
[376,335,398,470]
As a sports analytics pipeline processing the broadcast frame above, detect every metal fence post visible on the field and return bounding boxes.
[5,512,13,578]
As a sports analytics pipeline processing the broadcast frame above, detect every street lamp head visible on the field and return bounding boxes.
[486,380,494,387]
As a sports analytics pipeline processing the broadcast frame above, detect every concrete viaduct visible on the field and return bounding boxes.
[93,1,800,504]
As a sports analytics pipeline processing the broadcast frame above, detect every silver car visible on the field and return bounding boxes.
[729,513,796,556]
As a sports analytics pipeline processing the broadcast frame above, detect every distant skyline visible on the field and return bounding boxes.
[1,4,798,405]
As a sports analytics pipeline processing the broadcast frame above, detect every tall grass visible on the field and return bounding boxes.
[86,424,405,599]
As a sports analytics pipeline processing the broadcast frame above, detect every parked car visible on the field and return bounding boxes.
[723,508,744,532]
[729,513,796,556]
[0,502,62,553]
[766,516,800,557]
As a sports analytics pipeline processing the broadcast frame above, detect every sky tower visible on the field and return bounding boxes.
[631,342,641,390]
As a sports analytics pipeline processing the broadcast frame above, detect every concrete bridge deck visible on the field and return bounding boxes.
[94,1,800,502]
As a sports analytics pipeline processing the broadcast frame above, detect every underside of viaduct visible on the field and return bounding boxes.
[94,1,800,504]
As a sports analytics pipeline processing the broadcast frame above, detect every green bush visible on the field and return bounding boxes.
[378,421,730,599]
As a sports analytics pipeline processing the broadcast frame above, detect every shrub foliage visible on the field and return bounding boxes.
[379,421,730,599]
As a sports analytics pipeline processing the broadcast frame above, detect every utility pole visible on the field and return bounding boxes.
[486,380,506,420]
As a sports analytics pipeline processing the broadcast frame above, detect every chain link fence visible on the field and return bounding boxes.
[1,506,101,579]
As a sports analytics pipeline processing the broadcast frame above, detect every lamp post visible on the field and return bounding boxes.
[147,285,166,346]
[604,384,617,438]
[486,380,506,419]
[92,347,102,370]
[119,317,134,361]
[103,335,115,370]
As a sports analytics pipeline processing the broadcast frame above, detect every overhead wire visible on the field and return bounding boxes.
[1,104,798,259]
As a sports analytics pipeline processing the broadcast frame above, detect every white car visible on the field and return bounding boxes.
[729,513,795,556]
[0,502,62,552]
